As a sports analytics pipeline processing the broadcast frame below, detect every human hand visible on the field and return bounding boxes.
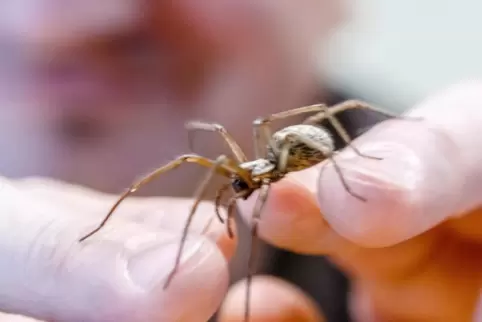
[0,177,236,322]
[219,81,482,322]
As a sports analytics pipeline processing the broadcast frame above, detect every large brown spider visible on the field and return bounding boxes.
[79,100,416,322]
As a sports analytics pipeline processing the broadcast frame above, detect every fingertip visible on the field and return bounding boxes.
[218,275,325,322]
[147,236,231,322]
[314,81,482,247]
[315,118,460,247]
[75,226,231,322]
[14,220,230,322]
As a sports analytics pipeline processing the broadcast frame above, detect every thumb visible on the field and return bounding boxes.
[314,80,482,247]
[0,177,231,322]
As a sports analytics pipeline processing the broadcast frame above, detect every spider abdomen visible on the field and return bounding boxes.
[268,124,334,172]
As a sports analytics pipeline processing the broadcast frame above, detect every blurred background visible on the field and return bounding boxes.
[323,0,482,110]
[0,0,479,321]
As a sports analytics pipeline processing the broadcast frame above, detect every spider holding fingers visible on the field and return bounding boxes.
[79,100,418,322]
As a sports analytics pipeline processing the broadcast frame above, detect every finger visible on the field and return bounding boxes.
[238,80,482,250]
[0,177,235,322]
[14,176,237,250]
[0,313,42,322]
[218,275,325,322]
[316,80,482,247]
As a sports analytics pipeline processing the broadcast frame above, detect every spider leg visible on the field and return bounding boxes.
[277,140,291,173]
[186,121,248,162]
[164,155,230,289]
[252,104,327,159]
[214,183,231,224]
[216,186,248,238]
[252,100,420,159]
[224,196,238,238]
[304,100,423,159]
[326,99,422,120]
[280,133,366,202]
[303,104,382,160]
[78,154,242,242]
[245,180,271,322]
[329,152,367,201]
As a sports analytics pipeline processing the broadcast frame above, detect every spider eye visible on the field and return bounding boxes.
[232,178,249,193]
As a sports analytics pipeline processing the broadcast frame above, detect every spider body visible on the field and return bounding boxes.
[233,124,334,199]
[78,100,418,322]
[232,159,277,200]
[238,158,277,178]
[268,124,335,172]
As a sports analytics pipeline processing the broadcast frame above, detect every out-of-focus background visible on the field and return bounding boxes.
[0,0,480,321]
[323,0,481,109]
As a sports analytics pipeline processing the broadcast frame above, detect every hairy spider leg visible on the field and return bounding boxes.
[164,154,231,289]
[224,197,238,238]
[304,99,423,157]
[322,99,416,119]
[215,184,244,238]
[252,99,420,161]
[302,104,380,160]
[214,183,231,224]
[186,121,248,163]
[245,180,271,322]
[78,154,247,242]
[252,104,328,159]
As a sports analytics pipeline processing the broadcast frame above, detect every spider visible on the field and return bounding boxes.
[79,100,417,322]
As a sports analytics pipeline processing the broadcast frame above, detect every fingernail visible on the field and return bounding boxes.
[127,235,205,290]
[318,120,463,247]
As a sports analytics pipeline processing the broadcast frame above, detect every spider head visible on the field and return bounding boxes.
[239,158,276,176]
[233,159,276,199]
[231,178,253,200]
